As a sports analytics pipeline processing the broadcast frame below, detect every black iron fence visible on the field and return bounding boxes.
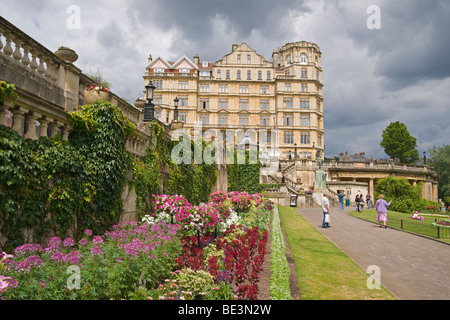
[387,212,450,241]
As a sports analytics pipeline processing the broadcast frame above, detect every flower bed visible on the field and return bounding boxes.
[0,221,181,300]
[1,192,274,300]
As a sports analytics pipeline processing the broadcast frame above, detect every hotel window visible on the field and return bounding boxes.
[200,98,209,109]
[286,55,291,65]
[247,70,251,80]
[179,81,188,89]
[154,80,163,89]
[285,83,291,91]
[300,114,310,126]
[239,85,249,93]
[260,85,269,94]
[226,70,230,79]
[218,115,228,125]
[267,71,271,80]
[300,53,307,65]
[260,116,270,127]
[300,132,310,144]
[247,54,251,64]
[301,68,308,78]
[300,98,310,109]
[284,131,294,144]
[200,84,210,92]
[237,70,241,80]
[154,68,164,74]
[237,54,241,64]
[219,98,228,110]
[260,132,271,144]
[222,131,233,142]
[283,114,293,126]
[179,112,188,123]
[199,114,209,125]
[239,115,249,126]
[258,71,262,80]
[155,110,162,120]
[154,95,162,104]
[179,68,189,73]
[301,83,308,92]
[239,99,249,110]
[283,97,293,108]
[166,111,170,123]
[260,99,269,111]
[179,95,188,106]
[219,84,228,93]
[217,70,221,79]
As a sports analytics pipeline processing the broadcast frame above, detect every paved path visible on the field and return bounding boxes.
[297,206,450,300]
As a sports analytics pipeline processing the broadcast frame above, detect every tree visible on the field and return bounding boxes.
[429,144,450,204]
[380,121,419,163]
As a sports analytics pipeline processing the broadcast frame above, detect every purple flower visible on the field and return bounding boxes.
[84,229,93,237]
[92,236,103,245]
[51,252,67,263]
[67,251,82,264]
[63,238,75,247]
[90,246,103,256]
[78,239,88,246]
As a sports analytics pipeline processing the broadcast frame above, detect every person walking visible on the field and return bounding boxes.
[322,193,331,228]
[366,194,371,208]
[376,194,392,228]
[359,194,365,212]
[338,191,345,211]
[355,194,360,212]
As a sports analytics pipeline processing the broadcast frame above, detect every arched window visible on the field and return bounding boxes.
[300,53,307,65]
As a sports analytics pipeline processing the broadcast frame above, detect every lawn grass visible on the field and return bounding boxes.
[348,209,450,243]
[279,206,396,300]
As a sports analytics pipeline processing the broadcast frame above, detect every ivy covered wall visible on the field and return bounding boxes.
[0,101,219,251]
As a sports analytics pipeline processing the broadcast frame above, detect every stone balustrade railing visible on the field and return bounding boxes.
[0,16,157,159]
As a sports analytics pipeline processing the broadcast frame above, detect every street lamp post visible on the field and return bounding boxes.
[143,81,156,122]
[173,97,179,121]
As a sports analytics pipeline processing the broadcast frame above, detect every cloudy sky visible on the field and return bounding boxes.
[1,0,449,159]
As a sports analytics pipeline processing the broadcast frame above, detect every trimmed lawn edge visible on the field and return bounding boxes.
[279,206,396,300]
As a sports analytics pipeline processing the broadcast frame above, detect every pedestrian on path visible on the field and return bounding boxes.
[376,194,392,228]
[338,191,345,211]
[355,194,361,212]
[322,193,331,228]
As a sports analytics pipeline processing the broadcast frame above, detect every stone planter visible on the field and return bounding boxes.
[171,122,184,130]
[83,90,110,104]
[55,46,78,63]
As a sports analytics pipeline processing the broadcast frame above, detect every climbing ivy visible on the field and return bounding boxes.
[227,149,262,194]
[0,80,18,104]
[0,100,135,251]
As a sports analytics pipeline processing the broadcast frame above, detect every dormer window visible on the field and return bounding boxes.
[202,61,209,68]
[300,53,308,65]
[154,68,165,73]
[179,68,189,73]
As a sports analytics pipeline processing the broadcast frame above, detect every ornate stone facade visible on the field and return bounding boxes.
[144,41,325,162]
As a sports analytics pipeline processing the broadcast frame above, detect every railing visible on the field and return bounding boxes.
[0,17,68,87]
[386,212,450,241]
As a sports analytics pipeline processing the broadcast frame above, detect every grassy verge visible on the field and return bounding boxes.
[349,209,450,243]
[269,206,292,300]
[279,206,396,300]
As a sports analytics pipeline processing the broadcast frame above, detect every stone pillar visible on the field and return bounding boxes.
[0,106,10,126]
[61,124,70,141]
[369,178,374,203]
[50,121,62,138]
[38,117,50,137]
[11,107,28,137]
[24,112,41,140]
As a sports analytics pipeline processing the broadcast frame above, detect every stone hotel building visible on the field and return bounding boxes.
[144,41,324,161]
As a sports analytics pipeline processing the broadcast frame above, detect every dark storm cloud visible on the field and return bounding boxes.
[342,0,450,90]
[129,0,310,60]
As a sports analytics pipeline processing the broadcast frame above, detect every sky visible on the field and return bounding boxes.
[1,0,449,159]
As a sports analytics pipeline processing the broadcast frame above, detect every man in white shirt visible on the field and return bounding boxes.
[321,193,331,228]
